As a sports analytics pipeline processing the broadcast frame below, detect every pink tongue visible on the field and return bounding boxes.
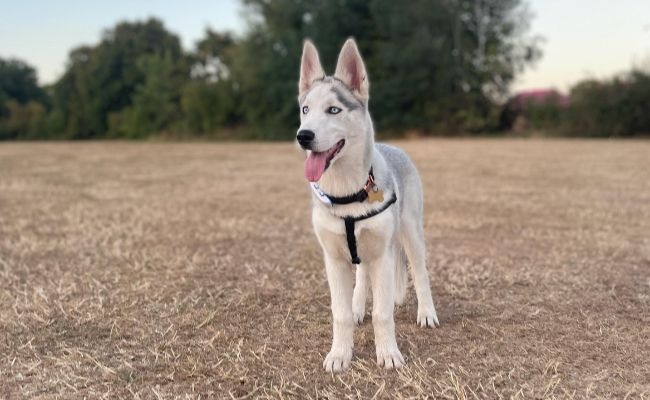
[304,151,328,182]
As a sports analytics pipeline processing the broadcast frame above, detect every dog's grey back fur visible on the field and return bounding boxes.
[376,143,423,218]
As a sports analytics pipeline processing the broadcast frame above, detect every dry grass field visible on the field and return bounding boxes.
[0,139,649,399]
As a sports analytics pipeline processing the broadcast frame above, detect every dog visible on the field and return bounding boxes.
[296,38,439,372]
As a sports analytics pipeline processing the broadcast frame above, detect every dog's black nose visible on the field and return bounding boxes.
[296,129,315,148]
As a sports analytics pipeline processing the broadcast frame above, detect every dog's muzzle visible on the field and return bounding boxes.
[296,129,315,149]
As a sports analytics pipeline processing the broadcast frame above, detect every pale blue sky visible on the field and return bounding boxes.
[1,0,649,93]
[519,0,650,91]
[0,0,243,84]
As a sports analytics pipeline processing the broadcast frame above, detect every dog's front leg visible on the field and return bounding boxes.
[368,249,405,369]
[323,254,355,372]
[352,264,369,324]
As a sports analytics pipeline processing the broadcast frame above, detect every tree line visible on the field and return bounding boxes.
[0,0,647,140]
[504,71,650,137]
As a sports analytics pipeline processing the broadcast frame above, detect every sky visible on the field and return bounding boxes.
[1,0,649,93]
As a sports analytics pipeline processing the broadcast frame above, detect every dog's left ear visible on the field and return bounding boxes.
[334,38,369,100]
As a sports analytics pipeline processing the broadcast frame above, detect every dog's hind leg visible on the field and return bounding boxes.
[394,247,408,306]
[352,264,369,325]
[400,217,439,328]
[368,247,405,369]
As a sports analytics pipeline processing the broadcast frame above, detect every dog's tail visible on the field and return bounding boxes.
[394,247,408,305]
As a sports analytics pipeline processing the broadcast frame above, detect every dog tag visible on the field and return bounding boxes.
[367,187,384,203]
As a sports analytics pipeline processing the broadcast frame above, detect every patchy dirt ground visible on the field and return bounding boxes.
[0,139,648,399]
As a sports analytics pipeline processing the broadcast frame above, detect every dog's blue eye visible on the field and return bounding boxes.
[302,106,309,114]
[327,106,342,115]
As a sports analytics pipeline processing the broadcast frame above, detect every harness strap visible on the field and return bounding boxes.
[343,192,397,264]
[344,218,361,264]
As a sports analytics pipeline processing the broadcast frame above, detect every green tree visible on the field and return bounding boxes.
[181,81,237,135]
[180,29,242,135]
[0,58,48,139]
[370,0,541,132]
[109,52,183,138]
[0,59,46,106]
[235,0,540,137]
[567,70,650,136]
[51,18,185,138]
[1,100,47,139]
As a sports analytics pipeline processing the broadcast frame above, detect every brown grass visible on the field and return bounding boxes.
[0,139,648,399]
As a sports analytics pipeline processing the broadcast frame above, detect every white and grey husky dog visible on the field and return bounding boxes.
[297,38,439,372]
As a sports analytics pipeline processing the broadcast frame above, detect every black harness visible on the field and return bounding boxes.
[320,169,397,265]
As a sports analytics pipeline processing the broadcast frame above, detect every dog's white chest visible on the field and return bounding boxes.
[313,207,394,264]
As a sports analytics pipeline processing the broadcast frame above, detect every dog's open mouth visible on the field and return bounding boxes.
[304,139,345,182]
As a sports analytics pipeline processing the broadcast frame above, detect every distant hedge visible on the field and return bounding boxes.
[502,70,650,137]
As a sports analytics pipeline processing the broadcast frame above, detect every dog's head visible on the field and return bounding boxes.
[297,39,371,182]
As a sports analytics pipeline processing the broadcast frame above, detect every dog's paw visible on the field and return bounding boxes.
[417,307,440,328]
[353,309,365,325]
[352,292,366,325]
[376,347,405,369]
[323,347,352,372]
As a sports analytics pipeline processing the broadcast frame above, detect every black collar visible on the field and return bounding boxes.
[324,168,375,205]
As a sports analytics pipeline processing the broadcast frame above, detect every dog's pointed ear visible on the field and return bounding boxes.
[334,38,369,100]
[299,40,325,96]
